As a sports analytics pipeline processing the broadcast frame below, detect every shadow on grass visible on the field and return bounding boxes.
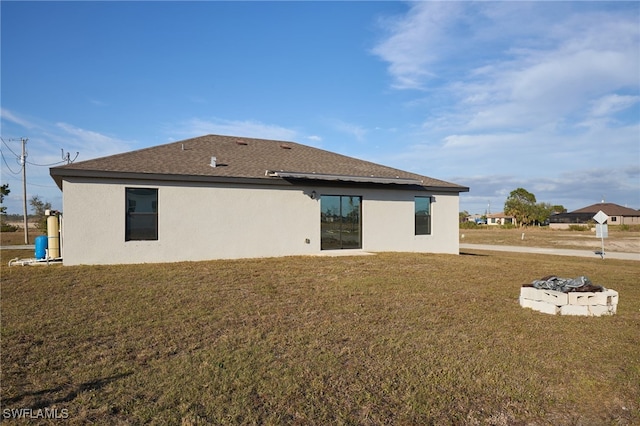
[459,251,489,257]
[4,372,133,409]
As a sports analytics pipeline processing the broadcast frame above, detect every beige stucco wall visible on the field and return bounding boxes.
[60,177,461,265]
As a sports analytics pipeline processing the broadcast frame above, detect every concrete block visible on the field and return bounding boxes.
[604,289,619,306]
[568,292,601,306]
[520,287,568,305]
[567,289,619,306]
[519,296,533,308]
[560,305,590,316]
[519,287,539,300]
[537,290,568,306]
[588,305,615,317]
[521,298,559,315]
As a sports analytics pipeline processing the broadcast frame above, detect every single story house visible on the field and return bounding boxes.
[486,212,515,226]
[549,202,640,229]
[50,134,469,265]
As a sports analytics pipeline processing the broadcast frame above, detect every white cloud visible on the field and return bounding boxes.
[459,165,640,214]
[0,111,140,213]
[53,122,132,160]
[372,2,462,90]
[325,118,368,142]
[172,117,298,142]
[373,2,639,130]
[1,108,36,129]
[372,2,639,214]
[589,94,640,117]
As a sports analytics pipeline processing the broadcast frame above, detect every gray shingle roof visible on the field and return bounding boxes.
[572,203,640,217]
[50,134,468,192]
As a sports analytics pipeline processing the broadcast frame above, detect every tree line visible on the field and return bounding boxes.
[1,183,52,232]
[504,187,565,227]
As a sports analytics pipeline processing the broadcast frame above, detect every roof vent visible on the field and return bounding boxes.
[210,156,217,168]
[235,140,248,146]
[280,144,292,150]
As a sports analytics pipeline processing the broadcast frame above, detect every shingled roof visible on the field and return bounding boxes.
[571,203,640,217]
[50,134,469,192]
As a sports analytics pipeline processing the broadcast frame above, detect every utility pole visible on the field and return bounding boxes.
[20,138,29,244]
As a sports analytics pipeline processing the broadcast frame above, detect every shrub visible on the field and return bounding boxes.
[1,221,18,232]
[614,224,640,232]
[460,221,479,229]
[568,224,590,231]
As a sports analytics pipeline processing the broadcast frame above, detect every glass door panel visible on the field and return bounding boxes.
[321,195,361,250]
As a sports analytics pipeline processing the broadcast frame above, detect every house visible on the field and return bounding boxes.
[549,202,640,229]
[50,134,469,265]
[486,212,515,226]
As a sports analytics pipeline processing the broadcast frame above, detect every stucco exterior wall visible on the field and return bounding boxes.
[60,177,461,265]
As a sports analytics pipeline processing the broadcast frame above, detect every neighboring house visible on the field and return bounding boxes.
[486,212,515,226]
[50,134,469,265]
[549,202,640,229]
[464,214,486,224]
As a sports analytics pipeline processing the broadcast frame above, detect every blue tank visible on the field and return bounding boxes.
[35,235,48,260]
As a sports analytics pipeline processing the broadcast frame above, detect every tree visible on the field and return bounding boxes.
[0,183,18,232]
[533,202,555,225]
[29,195,52,232]
[531,203,567,226]
[0,183,9,216]
[504,188,537,227]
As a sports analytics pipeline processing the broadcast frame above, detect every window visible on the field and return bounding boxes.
[321,195,361,250]
[415,197,431,235]
[126,188,158,241]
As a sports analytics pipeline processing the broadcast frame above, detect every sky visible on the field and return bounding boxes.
[1,1,639,216]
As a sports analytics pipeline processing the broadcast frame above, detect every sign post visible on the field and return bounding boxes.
[593,210,609,259]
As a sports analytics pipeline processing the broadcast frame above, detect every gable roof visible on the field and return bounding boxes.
[50,134,469,192]
[486,212,514,218]
[571,203,640,217]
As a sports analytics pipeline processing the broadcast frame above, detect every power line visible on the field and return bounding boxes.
[1,149,22,175]
[26,159,67,167]
[26,181,58,188]
[0,137,20,158]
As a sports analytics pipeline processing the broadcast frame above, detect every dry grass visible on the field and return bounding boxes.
[1,247,639,425]
[0,230,45,246]
[460,227,640,253]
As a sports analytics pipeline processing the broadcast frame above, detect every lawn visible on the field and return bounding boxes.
[1,248,639,425]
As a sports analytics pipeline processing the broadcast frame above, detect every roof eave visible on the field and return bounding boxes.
[49,168,285,189]
[49,168,470,193]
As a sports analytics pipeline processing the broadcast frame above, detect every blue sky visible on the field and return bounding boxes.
[1,1,638,216]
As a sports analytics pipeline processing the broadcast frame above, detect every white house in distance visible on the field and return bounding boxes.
[50,134,469,265]
[486,212,515,226]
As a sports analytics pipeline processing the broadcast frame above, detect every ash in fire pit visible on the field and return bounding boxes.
[520,275,618,316]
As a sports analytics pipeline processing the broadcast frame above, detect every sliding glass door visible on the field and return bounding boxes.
[320,195,361,250]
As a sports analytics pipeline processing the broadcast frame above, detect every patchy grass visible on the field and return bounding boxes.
[1,249,639,425]
[460,227,640,253]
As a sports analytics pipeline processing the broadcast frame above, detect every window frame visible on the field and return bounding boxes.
[320,194,362,250]
[125,187,158,241]
[415,196,432,236]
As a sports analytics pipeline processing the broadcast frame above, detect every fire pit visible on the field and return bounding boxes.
[519,275,618,316]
